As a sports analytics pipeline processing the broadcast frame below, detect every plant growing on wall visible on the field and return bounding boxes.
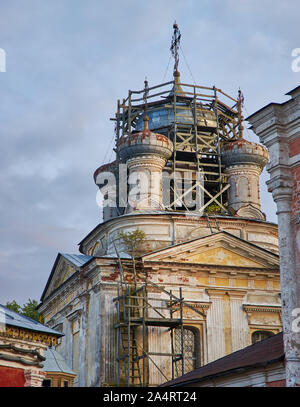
[206,202,221,214]
[118,229,146,285]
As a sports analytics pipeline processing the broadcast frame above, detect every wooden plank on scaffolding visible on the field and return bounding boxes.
[197,183,230,213]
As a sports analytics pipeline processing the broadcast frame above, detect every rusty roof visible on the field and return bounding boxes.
[161,332,284,387]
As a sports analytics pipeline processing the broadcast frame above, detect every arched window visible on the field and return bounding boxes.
[174,327,199,375]
[251,330,274,344]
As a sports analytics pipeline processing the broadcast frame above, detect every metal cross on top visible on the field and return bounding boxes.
[170,22,181,74]
[143,77,149,129]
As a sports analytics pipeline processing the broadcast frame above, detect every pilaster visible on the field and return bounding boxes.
[247,89,300,386]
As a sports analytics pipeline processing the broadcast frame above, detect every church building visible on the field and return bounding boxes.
[38,25,282,387]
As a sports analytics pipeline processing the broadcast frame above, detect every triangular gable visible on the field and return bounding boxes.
[188,246,264,267]
[40,253,93,302]
[142,231,279,269]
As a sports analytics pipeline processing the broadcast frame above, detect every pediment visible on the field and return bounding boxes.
[187,246,264,267]
[142,231,279,269]
[40,253,93,302]
[43,255,77,300]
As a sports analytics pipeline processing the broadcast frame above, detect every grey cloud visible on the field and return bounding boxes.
[0,0,298,304]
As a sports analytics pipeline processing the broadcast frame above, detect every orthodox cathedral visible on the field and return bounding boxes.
[38,25,281,387]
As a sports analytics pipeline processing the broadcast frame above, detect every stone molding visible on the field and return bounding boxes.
[183,301,211,316]
[243,304,282,314]
[79,212,278,256]
[206,288,247,299]
[66,308,83,322]
[127,155,166,171]
[24,368,46,387]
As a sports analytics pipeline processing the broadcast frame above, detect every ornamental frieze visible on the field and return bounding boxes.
[1,326,58,346]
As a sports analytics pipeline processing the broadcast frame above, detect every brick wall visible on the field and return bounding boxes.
[291,166,300,217]
[267,379,286,387]
[289,138,300,158]
[0,366,25,387]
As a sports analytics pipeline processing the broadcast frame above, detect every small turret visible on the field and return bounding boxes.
[94,161,118,221]
[221,138,269,219]
[118,127,173,212]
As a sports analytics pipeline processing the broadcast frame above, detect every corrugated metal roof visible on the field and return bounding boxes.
[42,347,76,375]
[0,304,63,337]
[161,332,284,387]
[61,253,93,267]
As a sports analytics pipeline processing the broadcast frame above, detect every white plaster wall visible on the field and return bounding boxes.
[206,298,225,362]
[230,297,249,352]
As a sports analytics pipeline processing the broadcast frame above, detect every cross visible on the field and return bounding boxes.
[143,78,149,130]
[170,22,181,74]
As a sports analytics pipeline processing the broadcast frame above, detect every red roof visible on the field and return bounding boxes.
[161,332,284,387]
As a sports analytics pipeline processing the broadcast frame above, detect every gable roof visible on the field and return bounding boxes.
[161,332,284,387]
[40,253,93,303]
[141,231,279,269]
[0,304,63,337]
[60,253,93,267]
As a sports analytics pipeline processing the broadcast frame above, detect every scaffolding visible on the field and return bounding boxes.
[113,249,207,387]
[111,24,243,386]
[113,259,184,386]
[111,75,243,215]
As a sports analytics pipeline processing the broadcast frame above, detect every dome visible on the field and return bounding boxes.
[135,72,216,133]
[93,160,116,184]
[135,105,192,132]
[221,138,269,168]
[118,129,173,162]
[135,104,217,133]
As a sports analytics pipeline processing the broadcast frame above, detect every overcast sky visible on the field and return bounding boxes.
[0,0,299,306]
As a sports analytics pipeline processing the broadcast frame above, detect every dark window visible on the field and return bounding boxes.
[174,327,197,375]
[252,330,274,344]
[42,379,51,387]
[63,381,69,387]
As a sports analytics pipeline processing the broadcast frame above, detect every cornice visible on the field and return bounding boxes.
[66,308,83,321]
[0,343,45,361]
[183,301,211,315]
[206,288,247,298]
[83,263,101,280]
[243,304,281,313]
[0,353,44,368]
[142,261,279,275]
[79,212,278,254]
